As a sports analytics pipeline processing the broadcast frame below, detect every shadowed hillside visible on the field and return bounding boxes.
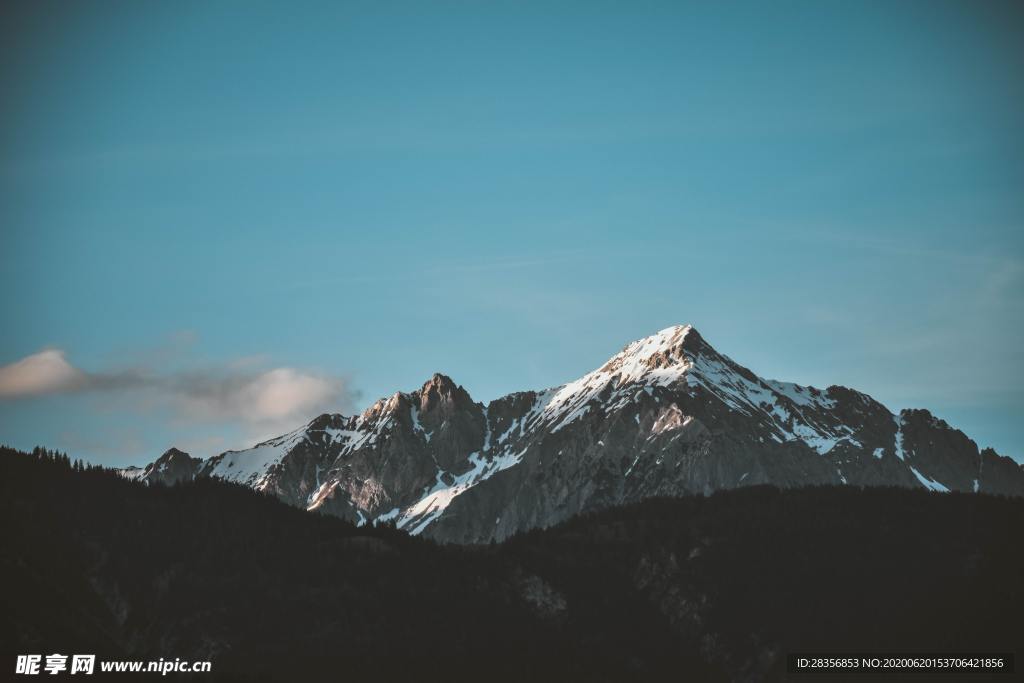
[2,446,1021,682]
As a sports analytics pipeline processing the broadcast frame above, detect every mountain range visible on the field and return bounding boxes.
[119,324,1024,542]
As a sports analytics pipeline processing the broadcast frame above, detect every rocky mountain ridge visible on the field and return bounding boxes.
[120,325,1024,542]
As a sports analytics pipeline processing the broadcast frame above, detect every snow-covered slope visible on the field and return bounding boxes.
[125,325,1024,542]
[201,427,308,490]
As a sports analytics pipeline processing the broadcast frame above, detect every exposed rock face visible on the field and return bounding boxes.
[125,325,1024,543]
[189,373,489,529]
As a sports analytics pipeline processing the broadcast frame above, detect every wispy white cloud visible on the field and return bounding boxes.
[0,347,356,442]
[167,367,350,433]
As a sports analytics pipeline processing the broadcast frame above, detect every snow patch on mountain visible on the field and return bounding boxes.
[207,426,306,489]
[765,380,837,410]
[684,348,859,455]
[893,415,907,461]
[650,404,693,436]
[117,466,146,481]
[409,405,433,442]
[393,448,526,535]
[910,466,950,493]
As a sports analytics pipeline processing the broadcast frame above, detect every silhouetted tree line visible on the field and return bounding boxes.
[20,444,108,473]
[1,445,1020,683]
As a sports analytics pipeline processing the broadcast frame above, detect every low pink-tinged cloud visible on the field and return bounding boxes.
[170,367,351,429]
[0,348,355,439]
[0,349,86,397]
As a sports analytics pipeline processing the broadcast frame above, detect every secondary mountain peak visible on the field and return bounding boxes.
[420,372,459,396]
[158,446,188,459]
[418,372,475,414]
[128,446,201,486]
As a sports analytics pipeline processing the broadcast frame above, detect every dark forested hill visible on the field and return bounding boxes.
[2,445,1021,682]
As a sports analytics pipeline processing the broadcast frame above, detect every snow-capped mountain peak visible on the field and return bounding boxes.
[598,323,696,376]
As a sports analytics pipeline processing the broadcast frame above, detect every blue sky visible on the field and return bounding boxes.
[1,0,1022,466]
